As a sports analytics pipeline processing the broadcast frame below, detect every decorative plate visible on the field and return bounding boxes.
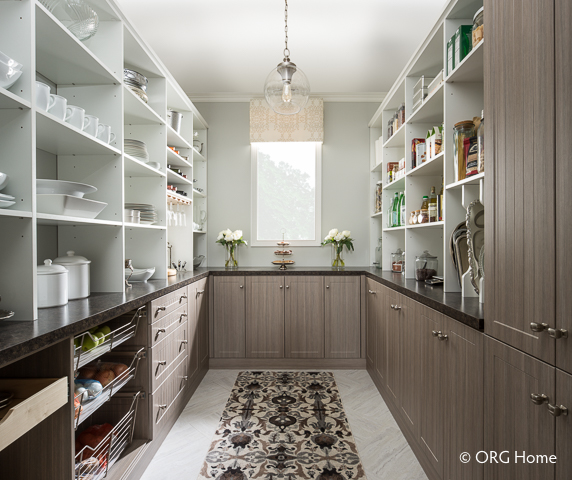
[466,199,484,294]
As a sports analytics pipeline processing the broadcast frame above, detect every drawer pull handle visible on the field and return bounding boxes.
[181,340,188,345]
[156,328,166,339]
[394,306,402,311]
[530,322,549,333]
[183,376,188,381]
[155,306,166,317]
[196,290,205,297]
[158,404,167,410]
[547,328,568,339]
[548,403,568,417]
[438,333,448,341]
[432,330,441,337]
[530,393,549,406]
[158,360,167,366]
[180,313,188,322]
[368,289,376,294]
[180,294,188,302]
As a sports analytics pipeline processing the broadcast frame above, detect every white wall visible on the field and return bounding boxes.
[195,101,378,267]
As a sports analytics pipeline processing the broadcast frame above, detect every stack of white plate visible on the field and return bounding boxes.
[124,68,148,103]
[125,203,157,224]
[124,139,149,162]
[0,172,15,208]
[36,179,107,218]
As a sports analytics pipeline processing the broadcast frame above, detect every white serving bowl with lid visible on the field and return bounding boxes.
[37,259,68,308]
[53,250,91,299]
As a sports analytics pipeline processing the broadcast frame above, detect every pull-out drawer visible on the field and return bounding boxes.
[151,303,188,347]
[152,355,188,428]
[151,323,187,393]
[150,286,188,323]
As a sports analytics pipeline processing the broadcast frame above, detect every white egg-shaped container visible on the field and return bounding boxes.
[37,259,68,308]
[53,250,91,300]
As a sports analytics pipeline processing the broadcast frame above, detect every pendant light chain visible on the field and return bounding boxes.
[283,0,290,60]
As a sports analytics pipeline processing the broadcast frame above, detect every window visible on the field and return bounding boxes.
[251,142,322,246]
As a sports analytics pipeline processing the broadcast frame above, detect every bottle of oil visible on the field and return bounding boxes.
[438,177,444,221]
[429,186,438,222]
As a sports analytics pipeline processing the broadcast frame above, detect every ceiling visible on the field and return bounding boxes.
[115,0,449,100]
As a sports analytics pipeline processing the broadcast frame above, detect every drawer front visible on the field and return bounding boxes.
[151,323,187,392]
[152,355,188,428]
[151,303,188,347]
[150,286,188,323]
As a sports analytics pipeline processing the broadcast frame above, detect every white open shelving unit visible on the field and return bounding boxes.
[0,0,208,320]
[369,0,484,295]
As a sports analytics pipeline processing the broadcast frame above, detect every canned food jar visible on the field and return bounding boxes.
[453,120,475,182]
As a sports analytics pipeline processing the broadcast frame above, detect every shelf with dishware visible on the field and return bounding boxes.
[166,146,192,169]
[0,209,33,219]
[123,84,165,126]
[166,168,193,186]
[125,223,166,231]
[192,146,207,162]
[192,188,206,198]
[36,213,123,227]
[124,153,165,178]
[166,124,192,150]
[167,190,192,206]
[0,86,31,110]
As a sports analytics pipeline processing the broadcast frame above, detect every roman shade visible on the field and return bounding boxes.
[250,98,324,143]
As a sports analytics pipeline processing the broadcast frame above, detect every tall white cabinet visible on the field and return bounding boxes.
[0,0,208,320]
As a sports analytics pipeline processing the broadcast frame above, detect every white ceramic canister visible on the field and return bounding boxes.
[37,259,68,308]
[53,250,91,299]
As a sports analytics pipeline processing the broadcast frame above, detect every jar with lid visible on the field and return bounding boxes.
[53,250,91,300]
[477,110,484,173]
[414,210,421,224]
[409,211,417,225]
[375,181,383,213]
[37,259,69,308]
[453,120,475,182]
[472,7,484,47]
[415,250,438,281]
[374,237,383,269]
[418,209,429,224]
[391,248,405,274]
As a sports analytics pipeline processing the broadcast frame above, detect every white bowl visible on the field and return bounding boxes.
[0,199,15,208]
[0,173,8,191]
[37,179,97,198]
[125,267,155,282]
[37,194,107,218]
[0,50,23,71]
[0,67,22,90]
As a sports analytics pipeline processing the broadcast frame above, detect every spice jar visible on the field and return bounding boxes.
[472,7,484,47]
[409,211,417,225]
[414,210,421,224]
[415,250,438,282]
[453,121,475,182]
[391,248,405,274]
[418,209,429,224]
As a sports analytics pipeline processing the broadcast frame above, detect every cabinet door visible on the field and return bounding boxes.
[484,337,555,480]
[246,276,285,358]
[324,276,360,358]
[374,285,387,383]
[384,287,401,404]
[187,284,198,380]
[556,0,572,374]
[484,0,556,364]
[366,278,378,369]
[285,276,324,358]
[556,369,572,480]
[419,305,446,478]
[213,276,245,358]
[444,316,484,480]
[195,278,209,365]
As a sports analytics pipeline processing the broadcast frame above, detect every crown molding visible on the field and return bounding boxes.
[188,92,387,103]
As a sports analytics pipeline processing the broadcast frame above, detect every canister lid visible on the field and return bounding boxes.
[53,250,91,265]
[473,6,484,21]
[37,259,68,275]
[416,250,437,259]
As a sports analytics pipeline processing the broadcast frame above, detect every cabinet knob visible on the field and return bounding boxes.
[158,404,167,410]
[180,294,188,302]
[280,285,283,289]
[548,403,568,417]
[286,286,289,289]
[438,333,448,341]
[530,322,550,333]
[326,285,330,289]
[432,330,441,337]
[530,393,549,405]
[240,285,243,289]
[183,375,188,381]
[548,328,568,339]
[394,305,402,311]
[158,360,167,366]
[368,289,376,294]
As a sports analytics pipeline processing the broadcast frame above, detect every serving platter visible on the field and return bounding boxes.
[466,199,484,294]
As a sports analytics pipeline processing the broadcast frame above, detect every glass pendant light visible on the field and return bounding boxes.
[264,0,310,115]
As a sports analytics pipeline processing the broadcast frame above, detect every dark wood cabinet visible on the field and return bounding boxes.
[374,285,387,383]
[194,278,209,366]
[556,369,572,480]
[213,276,246,358]
[365,278,378,369]
[246,276,285,358]
[285,276,324,358]
[384,286,402,404]
[324,276,361,358]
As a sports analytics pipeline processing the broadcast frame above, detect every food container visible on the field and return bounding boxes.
[167,110,183,134]
[412,76,432,111]
[415,250,438,281]
[454,25,473,68]
[418,209,429,224]
[391,248,405,274]
[447,37,454,76]
[37,260,68,308]
[453,121,475,181]
[124,209,141,224]
[375,181,382,213]
[427,70,444,96]
[53,251,91,300]
[472,7,484,47]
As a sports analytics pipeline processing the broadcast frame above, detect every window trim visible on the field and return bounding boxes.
[250,142,322,247]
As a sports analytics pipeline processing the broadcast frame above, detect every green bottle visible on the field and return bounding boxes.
[391,192,400,227]
[399,192,405,226]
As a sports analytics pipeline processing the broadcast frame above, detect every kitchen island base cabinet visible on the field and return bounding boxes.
[213,276,246,358]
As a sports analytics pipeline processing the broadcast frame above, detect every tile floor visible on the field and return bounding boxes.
[141,369,428,480]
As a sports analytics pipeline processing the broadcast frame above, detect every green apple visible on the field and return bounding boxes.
[81,336,97,352]
[94,332,105,346]
[98,325,111,340]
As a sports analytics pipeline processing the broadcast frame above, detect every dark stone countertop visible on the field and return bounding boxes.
[0,266,484,368]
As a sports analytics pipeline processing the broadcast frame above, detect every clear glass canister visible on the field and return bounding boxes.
[391,248,405,274]
[415,250,438,281]
[472,7,484,47]
[375,237,382,269]
[453,120,475,182]
[418,209,429,224]
[477,110,484,173]
[409,211,417,225]
[375,181,383,213]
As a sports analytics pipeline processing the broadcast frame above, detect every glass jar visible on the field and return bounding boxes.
[374,237,382,269]
[418,209,429,224]
[391,248,405,274]
[414,210,421,224]
[453,120,475,182]
[477,110,484,173]
[472,7,484,47]
[409,211,417,225]
[415,250,438,281]
[375,181,383,213]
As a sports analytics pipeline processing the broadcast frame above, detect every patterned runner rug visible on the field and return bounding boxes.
[198,371,366,479]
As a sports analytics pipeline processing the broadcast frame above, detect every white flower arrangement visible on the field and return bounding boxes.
[216,229,247,268]
[322,229,354,268]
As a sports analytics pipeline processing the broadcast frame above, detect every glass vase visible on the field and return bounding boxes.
[331,243,345,270]
[225,243,239,269]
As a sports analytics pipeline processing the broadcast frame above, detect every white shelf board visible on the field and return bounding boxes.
[167,169,193,186]
[407,83,444,125]
[166,125,192,149]
[407,151,445,177]
[167,148,192,169]
[124,154,165,178]
[371,211,383,218]
[36,213,122,227]
[407,221,444,230]
[167,190,191,204]
[0,88,31,110]
[125,223,166,230]
[446,40,484,83]
[446,172,485,190]
[36,110,122,156]
[371,162,384,173]
[192,189,205,198]
[123,86,165,125]
[0,209,33,219]
[383,123,406,149]
[192,147,207,162]
[383,226,406,232]
[193,230,206,234]
[35,3,120,85]
[383,176,406,191]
